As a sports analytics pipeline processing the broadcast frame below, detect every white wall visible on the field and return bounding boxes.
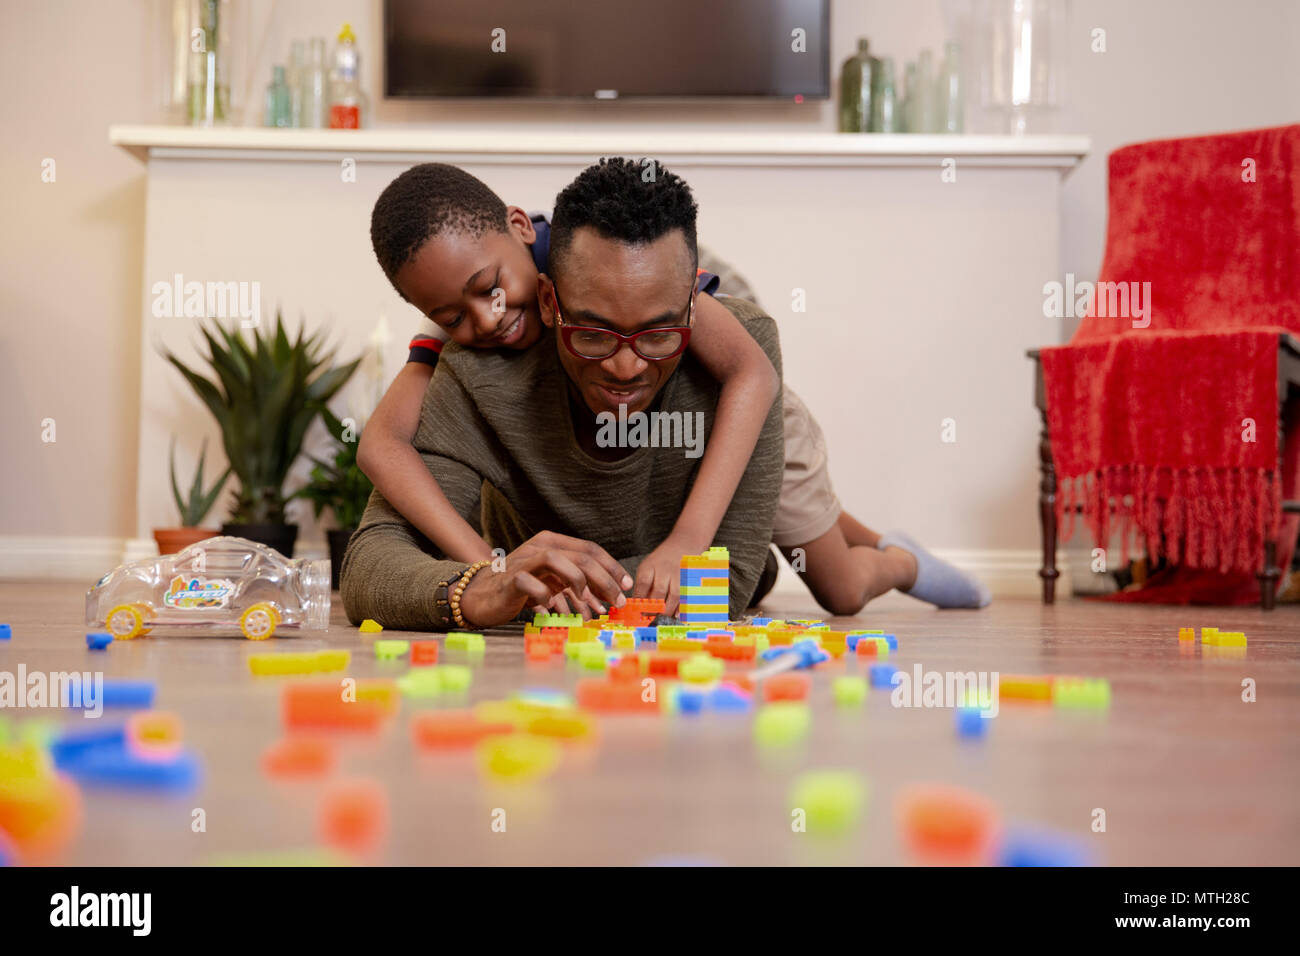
[2,0,1297,585]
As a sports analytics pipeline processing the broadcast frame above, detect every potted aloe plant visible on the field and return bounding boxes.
[293,409,374,589]
[153,437,229,555]
[164,312,360,557]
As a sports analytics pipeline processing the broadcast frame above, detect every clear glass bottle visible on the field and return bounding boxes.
[901,61,917,132]
[838,38,876,133]
[299,37,328,129]
[939,41,965,133]
[187,0,231,126]
[264,65,291,127]
[915,50,937,133]
[287,39,305,127]
[328,22,362,129]
[869,57,899,132]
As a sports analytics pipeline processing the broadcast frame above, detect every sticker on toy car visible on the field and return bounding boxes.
[163,574,235,609]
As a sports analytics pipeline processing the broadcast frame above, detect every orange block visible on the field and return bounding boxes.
[607,657,641,682]
[856,640,879,657]
[411,640,439,665]
[644,652,688,677]
[706,642,756,662]
[575,678,659,713]
[0,772,82,862]
[261,737,336,777]
[283,682,388,732]
[411,711,515,750]
[763,672,811,702]
[999,675,1054,702]
[896,784,998,861]
[319,778,388,854]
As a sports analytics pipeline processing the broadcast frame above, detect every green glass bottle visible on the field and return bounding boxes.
[838,38,876,133]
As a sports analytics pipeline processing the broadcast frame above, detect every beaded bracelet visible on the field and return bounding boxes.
[450,560,492,628]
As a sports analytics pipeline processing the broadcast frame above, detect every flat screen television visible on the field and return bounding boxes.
[383,0,829,100]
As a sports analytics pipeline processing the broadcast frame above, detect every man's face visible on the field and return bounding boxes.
[539,227,695,419]
[394,206,544,351]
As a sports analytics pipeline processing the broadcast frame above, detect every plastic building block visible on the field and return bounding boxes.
[319,778,388,853]
[261,736,336,777]
[676,688,706,715]
[832,676,868,707]
[0,744,82,861]
[955,707,989,738]
[0,624,10,640]
[1051,677,1111,709]
[709,682,753,713]
[248,649,350,676]
[64,679,156,711]
[445,632,485,653]
[575,678,659,713]
[790,771,868,834]
[753,702,811,747]
[59,742,202,792]
[359,619,383,633]
[373,639,409,659]
[126,711,183,760]
[85,632,113,650]
[410,640,439,665]
[763,672,811,702]
[522,709,596,741]
[1177,627,1195,642]
[1215,631,1247,647]
[1201,626,1219,645]
[897,784,998,861]
[997,826,1095,867]
[869,664,899,689]
[282,682,389,732]
[999,675,1053,702]
[396,668,443,699]
[476,733,561,782]
[579,643,612,671]
[437,665,473,692]
[411,711,515,749]
[679,653,725,684]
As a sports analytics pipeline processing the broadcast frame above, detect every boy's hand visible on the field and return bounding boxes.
[532,587,606,621]
[634,535,701,617]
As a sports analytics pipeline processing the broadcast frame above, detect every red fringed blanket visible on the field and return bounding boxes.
[1039,124,1300,603]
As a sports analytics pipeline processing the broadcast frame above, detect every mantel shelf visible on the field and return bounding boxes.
[110,124,1089,171]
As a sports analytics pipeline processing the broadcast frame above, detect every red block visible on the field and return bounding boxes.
[283,682,388,732]
[411,711,514,750]
[319,778,388,854]
[763,673,811,702]
[411,640,439,665]
[575,678,659,713]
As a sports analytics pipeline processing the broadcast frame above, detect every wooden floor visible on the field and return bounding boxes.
[1,580,1297,866]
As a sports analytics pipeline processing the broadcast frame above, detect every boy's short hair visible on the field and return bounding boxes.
[548,158,698,278]
[370,163,509,294]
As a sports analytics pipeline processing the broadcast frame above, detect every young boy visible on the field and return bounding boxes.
[360,162,990,615]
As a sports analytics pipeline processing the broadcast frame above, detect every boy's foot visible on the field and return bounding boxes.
[877,530,991,609]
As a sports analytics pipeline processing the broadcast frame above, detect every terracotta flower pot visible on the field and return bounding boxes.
[153,527,219,555]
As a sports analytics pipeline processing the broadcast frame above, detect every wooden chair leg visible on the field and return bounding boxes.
[1037,407,1059,604]
[1259,542,1279,610]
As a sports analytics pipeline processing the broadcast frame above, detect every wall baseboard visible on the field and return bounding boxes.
[0,536,1062,600]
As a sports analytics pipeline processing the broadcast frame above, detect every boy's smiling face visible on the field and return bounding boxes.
[394,205,544,350]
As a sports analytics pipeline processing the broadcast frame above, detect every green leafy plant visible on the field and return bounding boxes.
[169,437,230,527]
[164,313,360,525]
[293,409,374,529]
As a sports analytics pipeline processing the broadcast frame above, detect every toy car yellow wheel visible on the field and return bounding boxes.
[106,604,146,640]
[240,603,280,641]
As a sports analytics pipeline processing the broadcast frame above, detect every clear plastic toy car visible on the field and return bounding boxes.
[86,536,330,640]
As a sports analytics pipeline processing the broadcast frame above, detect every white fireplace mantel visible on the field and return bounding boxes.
[111,124,1089,171]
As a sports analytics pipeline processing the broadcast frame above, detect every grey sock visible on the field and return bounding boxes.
[878,530,991,609]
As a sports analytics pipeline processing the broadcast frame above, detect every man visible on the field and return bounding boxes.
[341,159,784,629]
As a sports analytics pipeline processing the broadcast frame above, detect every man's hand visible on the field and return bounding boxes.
[633,534,700,617]
[458,531,632,628]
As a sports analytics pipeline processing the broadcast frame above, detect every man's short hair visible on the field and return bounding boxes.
[370,163,509,294]
[548,158,699,278]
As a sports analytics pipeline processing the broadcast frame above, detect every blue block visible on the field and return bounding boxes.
[677,689,706,715]
[685,630,709,641]
[50,725,128,769]
[598,630,613,647]
[791,639,829,669]
[882,634,898,651]
[760,646,791,662]
[709,685,752,713]
[750,617,773,626]
[66,679,156,709]
[998,828,1094,867]
[634,627,658,644]
[845,633,863,651]
[85,632,113,650]
[956,707,988,738]
[869,664,900,688]
[680,613,729,624]
[0,623,10,640]
[63,745,202,793]
[678,569,730,586]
